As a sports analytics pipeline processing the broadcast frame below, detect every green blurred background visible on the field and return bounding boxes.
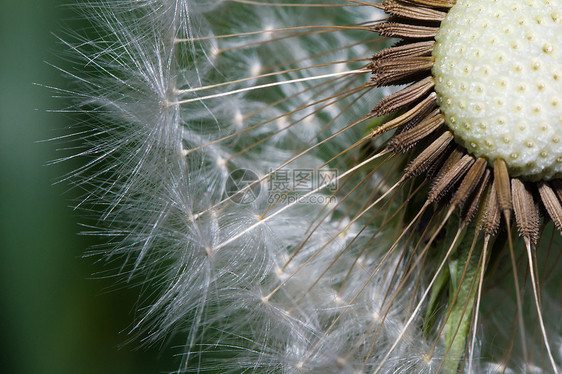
[1,1,177,373]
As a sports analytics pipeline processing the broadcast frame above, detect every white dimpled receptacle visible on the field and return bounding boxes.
[432,0,562,180]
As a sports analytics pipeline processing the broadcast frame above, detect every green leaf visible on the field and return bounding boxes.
[423,261,449,338]
[442,220,482,374]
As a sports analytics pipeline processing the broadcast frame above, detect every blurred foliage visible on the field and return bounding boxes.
[0,1,179,373]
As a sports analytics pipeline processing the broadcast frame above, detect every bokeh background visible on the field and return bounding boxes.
[1,0,178,372]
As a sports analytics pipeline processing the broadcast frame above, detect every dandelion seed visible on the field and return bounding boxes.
[57,0,562,373]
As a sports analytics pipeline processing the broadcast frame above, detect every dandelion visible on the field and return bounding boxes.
[57,0,562,373]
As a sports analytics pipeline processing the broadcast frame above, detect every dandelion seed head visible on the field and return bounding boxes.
[332,293,345,306]
[58,0,562,372]
[433,0,562,179]
[250,60,262,77]
[263,24,275,40]
[215,156,227,169]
